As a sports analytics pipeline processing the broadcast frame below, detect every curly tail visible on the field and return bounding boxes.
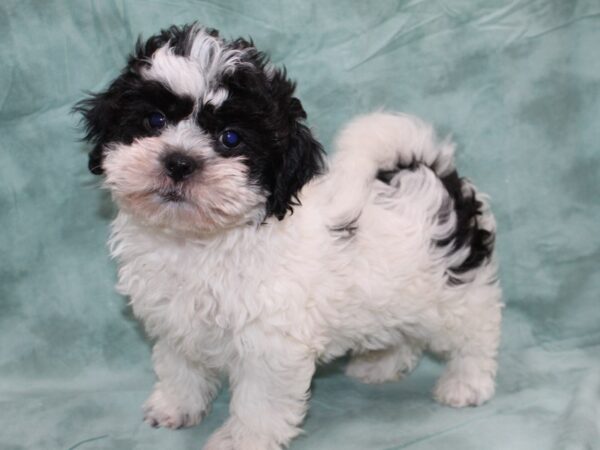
[324,111,496,282]
[325,112,456,225]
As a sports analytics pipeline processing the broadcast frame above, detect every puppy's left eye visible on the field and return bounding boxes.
[220,130,241,148]
[145,112,167,130]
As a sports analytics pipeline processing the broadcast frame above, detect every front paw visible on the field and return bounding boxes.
[143,387,209,429]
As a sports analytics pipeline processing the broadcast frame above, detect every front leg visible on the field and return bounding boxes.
[144,339,220,429]
[204,331,315,450]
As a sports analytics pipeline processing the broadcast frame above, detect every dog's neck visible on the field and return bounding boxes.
[108,210,281,259]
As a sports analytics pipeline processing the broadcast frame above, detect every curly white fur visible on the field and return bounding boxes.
[107,112,502,449]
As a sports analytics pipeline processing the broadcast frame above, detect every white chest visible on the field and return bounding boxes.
[112,219,279,364]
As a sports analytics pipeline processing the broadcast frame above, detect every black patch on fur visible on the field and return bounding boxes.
[75,24,324,220]
[437,170,494,279]
[195,39,325,220]
[376,163,494,283]
[376,160,418,183]
[74,77,194,174]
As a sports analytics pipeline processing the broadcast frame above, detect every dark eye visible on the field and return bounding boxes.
[220,130,241,148]
[146,112,166,130]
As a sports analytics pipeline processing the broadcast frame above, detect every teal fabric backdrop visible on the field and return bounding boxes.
[1,1,599,449]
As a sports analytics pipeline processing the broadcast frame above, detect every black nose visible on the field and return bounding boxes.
[163,152,197,182]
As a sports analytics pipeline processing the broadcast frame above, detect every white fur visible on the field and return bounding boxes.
[108,113,502,449]
[141,26,247,107]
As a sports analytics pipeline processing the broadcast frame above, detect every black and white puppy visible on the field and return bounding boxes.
[76,23,502,450]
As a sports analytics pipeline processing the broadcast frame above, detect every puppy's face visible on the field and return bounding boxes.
[76,24,323,235]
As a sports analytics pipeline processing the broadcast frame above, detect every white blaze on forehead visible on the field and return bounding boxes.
[141,27,245,107]
[160,120,217,157]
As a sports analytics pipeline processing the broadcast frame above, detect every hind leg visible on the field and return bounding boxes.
[431,285,502,407]
[346,338,423,384]
[433,353,497,407]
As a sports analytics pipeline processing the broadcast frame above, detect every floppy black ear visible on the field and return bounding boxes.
[73,90,116,175]
[87,143,105,175]
[266,97,325,220]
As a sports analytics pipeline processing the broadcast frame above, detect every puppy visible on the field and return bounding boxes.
[76,23,502,450]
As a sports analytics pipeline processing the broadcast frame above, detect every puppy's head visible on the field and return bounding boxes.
[76,24,324,234]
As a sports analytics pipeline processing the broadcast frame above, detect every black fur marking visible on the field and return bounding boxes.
[376,160,418,183]
[437,170,494,281]
[195,42,325,220]
[74,78,194,174]
[376,163,494,283]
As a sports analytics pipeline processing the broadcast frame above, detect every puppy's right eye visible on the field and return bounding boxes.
[145,112,166,130]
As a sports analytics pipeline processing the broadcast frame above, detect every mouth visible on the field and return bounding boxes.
[157,189,186,203]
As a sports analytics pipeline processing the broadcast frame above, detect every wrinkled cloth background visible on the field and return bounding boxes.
[1,1,599,449]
